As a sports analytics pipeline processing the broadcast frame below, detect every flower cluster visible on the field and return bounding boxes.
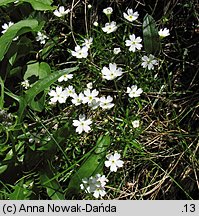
[80,152,124,198]
[80,174,108,198]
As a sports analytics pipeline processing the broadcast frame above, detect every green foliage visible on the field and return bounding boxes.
[0,19,38,61]
[66,135,111,196]
[143,14,161,54]
[0,0,56,10]
[39,163,64,200]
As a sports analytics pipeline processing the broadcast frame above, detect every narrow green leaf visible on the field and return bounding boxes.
[0,19,38,61]
[143,14,161,54]
[8,179,26,200]
[66,135,111,196]
[0,77,4,109]
[40,163,64,200]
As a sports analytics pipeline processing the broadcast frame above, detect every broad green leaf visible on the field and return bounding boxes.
[66,135,111,196]
[21,0,56,10]
[40,163,64,200]
[0,19,38,61]
[143,14,161,54]
[0,0,56,10]
[0,0,15,6]
[24,62,51,80]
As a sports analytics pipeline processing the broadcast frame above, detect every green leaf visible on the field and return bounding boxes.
[0,0,56,10]
[0,165,8,175]
[66,135,111,197]
[9,179,26,200]
[25,67,78,112]
[0,77,4,109]
[143,14,161,54]
[21,0,56,10]
[0,19,38,61]
[40,163,65,200]
[0,0,15,6]
[24,62,51,80]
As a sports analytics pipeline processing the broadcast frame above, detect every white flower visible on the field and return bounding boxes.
[141,54,158,70]
[103,7,113,15]
[93,21,99,27]
[113,47,121,54]
[1,22,14,34]
[83,89,99,104]
[48,86,67,104]
[101,63,123,80]
[158,28,170,38]
[127,85,143,98]
[88,4,92,9]
[96,174,109,187]
[88,99,100,110]
[125,34,142,52]
[72,114,92,134]
[58,73,73,82]
[21,80,30,89]
[132,120,140,128]
[71,45,88,58]
[64,85,76,97]
[80,174,108,198]
[123,9,139,22]
[36,32,48,44]
[93,186,106,198]
[102,21,117,34]
[71,93,84,106]
[99,96,114,109]
[53,6,70,17]
[105,152,124,172]
[82,37,93,48]
[86,82,93,89]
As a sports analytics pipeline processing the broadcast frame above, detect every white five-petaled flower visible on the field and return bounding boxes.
[71,45,88,58]
[127,85,143,98]
[72,114,92,134]
[36,32,48,44]
[21,80,30,89]
[113,47,121,54]
[125,34,142,52]
[58,73,73,82]
[71,93,84,106]
[101,63,123,80]
[64,85,76,97]
[132,120,140,128]
[123,9,139,22]
[86,82,93,89]
[103,7,113,15]
[141,54,158,70]
[1,22,14,34]
[83,89,99,104]
[99,96,114,109]
[105,152,124,172]
[82,37,93,48]
[158,28,170,38]
[102,21,117,34]
[53,6,70,17]
[93,21,99,27]
[48,86,68,104]
[80,174,108,199]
